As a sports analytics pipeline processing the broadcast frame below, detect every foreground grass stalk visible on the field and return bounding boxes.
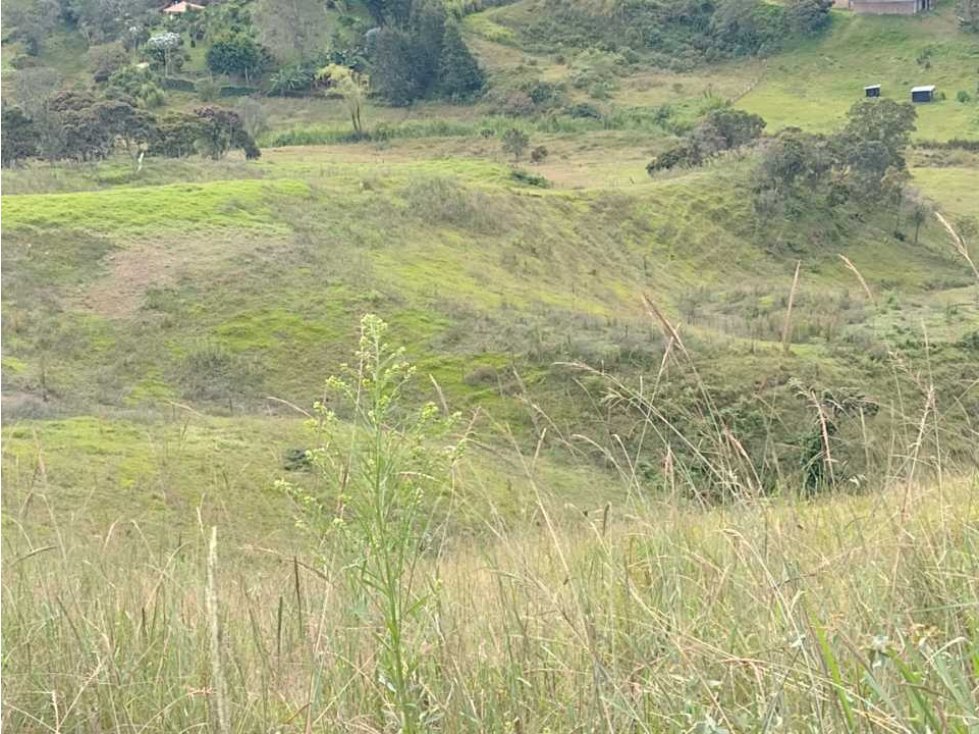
[207,526,231,734]
[277,315,463,732]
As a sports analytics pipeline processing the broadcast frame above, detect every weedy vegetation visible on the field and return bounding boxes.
[2,0,977,728]
[3,316,977,732]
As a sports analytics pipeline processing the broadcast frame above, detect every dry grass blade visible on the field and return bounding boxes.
[933,210,979,284]
[781,261,801,354]
[207,526,231,734]
[837,254,875,304]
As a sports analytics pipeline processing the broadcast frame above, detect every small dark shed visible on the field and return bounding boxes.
[865,84,881,98]
[911,85,935,103]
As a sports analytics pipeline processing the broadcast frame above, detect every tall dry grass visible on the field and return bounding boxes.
[3,305,977,733]
[3,459,977,732]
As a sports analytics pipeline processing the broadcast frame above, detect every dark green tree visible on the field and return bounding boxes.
[194,106,261,159]
[437,22,484,100]
[787,0,833,35]
[695,106,766,151]
[206,35,270,82]
[839,99,917,196]
[369,0,453,104]
[152,110,205,158]
[1,105,39,167]
[409,0,445,86]
[370,26,426,105]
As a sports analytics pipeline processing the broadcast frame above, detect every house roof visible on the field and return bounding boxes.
[162,1,204,12]
[911,85,936,93]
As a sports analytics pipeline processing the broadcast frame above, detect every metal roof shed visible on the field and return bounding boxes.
[911,85,935,102]
[865,84,881,97]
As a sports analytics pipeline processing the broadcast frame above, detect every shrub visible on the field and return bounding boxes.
[107,65,167,108]
[530,145,548,164]
[509,167,550,187]
[205,34,271,83]
[956,90,972,103]
[565,102,602,119]
[88,42,129,83]
[196,78,221,102]
[495,90,535,116]
[646,144,702,173]
[787,0,833,35]
[694,106,766,153]
[501,127,529,160]
[160,77,196,92]
[151,111,204,158]
[267,61,319,96]
[1,105,38,167]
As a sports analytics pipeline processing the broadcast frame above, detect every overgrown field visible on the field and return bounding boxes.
[2,0,978,729]
[3,425,977,731]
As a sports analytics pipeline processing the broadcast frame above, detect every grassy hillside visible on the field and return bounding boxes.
[3,440,977,731]
[739,10,979,138]
[468,1,979,140]
[2,0,978,729]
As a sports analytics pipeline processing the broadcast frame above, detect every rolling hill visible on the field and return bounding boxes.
[2,0,978,730]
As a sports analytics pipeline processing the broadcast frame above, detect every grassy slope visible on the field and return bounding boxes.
[469,0,979,140]
[3,147,974,403]
[739,8,979,138]
[2,6,978,732]
[3,455,976,731]
[2,143,977,520]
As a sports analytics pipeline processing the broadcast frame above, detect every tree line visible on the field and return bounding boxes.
[520,0,835,71]
[1,94,259,168]
[646,99,922,222]
[3,0,486,108]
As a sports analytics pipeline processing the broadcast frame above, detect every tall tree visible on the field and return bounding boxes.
[317,64,368,134]
[436,22,484,100]
[842,99,917,163]
[206,34,270,83]
[369,0,448,105]
[839,99,916,196]
[370,26,425,105]
[144,32,187,77]
[1,105,39,167]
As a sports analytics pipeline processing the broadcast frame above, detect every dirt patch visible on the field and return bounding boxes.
[81,242,185,318]
[80,232,277,319]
